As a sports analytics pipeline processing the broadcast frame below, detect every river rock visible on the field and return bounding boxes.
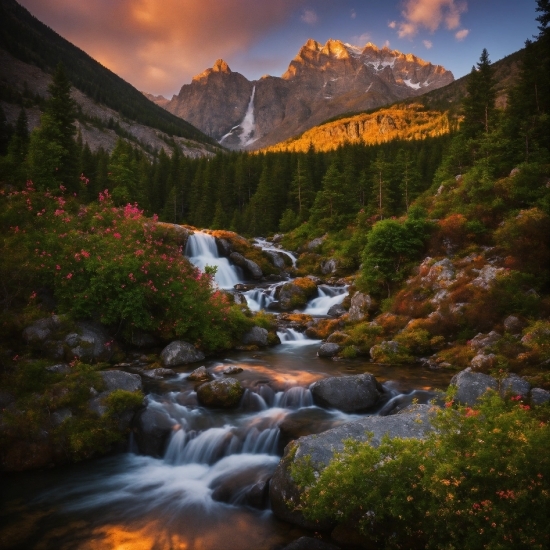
[188,366,211,381]
[242,326,269,346]
[449,368,498,406]
[160,341,205,367]
[279,408,347,448]
[134,405,176,457]
[229,252,263,279]
[265,250,286,269]
[269,404,434,529]
[347,291,371,322]
[223,366,243,375]
[317,343,340,357]
[327,304,347,318]
[531,388,550,406]
[196,379,245,408]
[278,279,317,311]
[215,237,233,257]
[281,537,341,550]
[141,368,177,380]
[310,373,382,412]
[500,374,531,399]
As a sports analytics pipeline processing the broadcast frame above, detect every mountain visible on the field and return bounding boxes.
[0,0,218,154]
[157,39,454,150]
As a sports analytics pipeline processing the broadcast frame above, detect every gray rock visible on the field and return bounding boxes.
[449,368,498,406]
[242,326,269,347]
[65,321,114,363]
[327,304,347,318]
[232,292,247,306]
[51,408,72,426]
[100,370,143,393]
[281,537,340,550]
[188,366,211,381]
[469,331,501,351]
[471,265,504,290]
[347,291,371,322]
[223,366,243,375]
[196,378,245,408]
[160,341,205,367]
[531,388,550,406]
[311,373,382,412]
[320,258,338,275]
[134,405,176,456]
[470,353,496,370]
[317,343,341,358]
[22,315,63,343]
[215,238,233,257]
[141,368,177,380]
[278,281,315,311]
[128,331,158,348]
[370,340,400,361]
[46,363,71,374]
[503,315,525,334]
[269,405,434,529]
[265,250,286,269]
[306,236,326,250]
[229,252,263,279]
[500,374,531,399]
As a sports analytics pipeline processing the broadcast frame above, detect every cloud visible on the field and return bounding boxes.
[455,28,469,40]
[301,8,318,25]
[423,39,433,48]
[388,20,397,29]
[383,40,391,48]
[351,9,356,19]
[396,0,468,38]
[351,32,372,46]
[18,0,309,96]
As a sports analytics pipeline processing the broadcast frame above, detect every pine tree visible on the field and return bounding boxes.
[289,157,315,221]
[369,151,393,220]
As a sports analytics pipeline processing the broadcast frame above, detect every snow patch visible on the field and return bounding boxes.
[403,79,422,89]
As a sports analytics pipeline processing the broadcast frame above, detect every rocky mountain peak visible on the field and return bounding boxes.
[320,39,350,59]
[212,59,231,73]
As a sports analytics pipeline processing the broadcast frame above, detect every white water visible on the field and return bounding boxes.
[303,285,348,315]
[253,237,297,267]
[185,232,243,289]
[243,281,285,311]
[240,86,257,146]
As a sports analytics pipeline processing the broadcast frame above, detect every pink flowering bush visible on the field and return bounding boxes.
[0,184,250,350]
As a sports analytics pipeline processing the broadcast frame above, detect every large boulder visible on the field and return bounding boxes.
[278,278,317,310]
[188,365,211,381]
[531,388,550,406]
[327,304,347,318]
[317,343,341,358]
[229,252,263,279]
[242,326,269,347]
[500,374,531,399]
[65,321,115,363]
[196,379,245,408]
[310,373,382,412]
[134,404,176,457]
[160,341,205,367]
[215,237,233,257]
[264,250,286,269]
[320,258,338,275]
[269,405,434,529]
[347,291,371,322]
[449,368,498,406]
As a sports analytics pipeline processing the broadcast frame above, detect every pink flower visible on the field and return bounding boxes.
[56,265,61,270]
[113,232,122,239]
[66,273,73,279]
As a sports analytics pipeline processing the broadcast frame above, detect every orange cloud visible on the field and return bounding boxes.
[18,0,309,96]
[397,0,467,38]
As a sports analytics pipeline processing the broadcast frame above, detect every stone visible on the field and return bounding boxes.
[470,353,496,370]
[370,340,399,362]
[215,237,233,257]
[278,280,316,311]
[100,370,142,393]
[320,258,337,275]
[269,405,434,529]
[327,304,347,318]
[141,368,177,380]
[196,379,245,408]
[278,408,344,448]
[503,315,525,334]
[210,464,272,508]
[317,343,340,358]
[510,167,520,177]
[242,326,269,347]
[22,315,63,343]
[500,374,531,399]
[347,291,371,322]
[531,388,550,406]
[223,366,243,375]
[51,408,72,426]
[65,321,114,363]
[134,405,176,457]
[229,252,263,279]
[306,236,326,250]
[311,373,382,413]
[160,341,205,367]
[188,366,211,381]
[281,537,341,550]
[265,250,286,269]
[46,363,71,374]
[128,331,158,348]
[449,368,498,406]
[469,331,501,351]
[471,265,504,290]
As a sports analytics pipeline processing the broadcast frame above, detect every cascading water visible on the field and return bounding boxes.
[303,284,348,315]
[185,232,243,289]
[243,281,285,311]
[253,237,297,267]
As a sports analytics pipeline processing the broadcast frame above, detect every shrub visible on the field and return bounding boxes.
[292,392,550,549]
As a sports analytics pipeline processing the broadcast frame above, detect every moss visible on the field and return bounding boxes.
[105,389,144,415]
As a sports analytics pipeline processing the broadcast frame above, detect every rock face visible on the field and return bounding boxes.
[160,341,205,367]
[269,404,434,529]
[159,40,453,150]
[196,379,245,408]
[311,373,382,412]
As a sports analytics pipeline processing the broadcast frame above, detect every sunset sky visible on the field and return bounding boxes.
[18,0,540,98]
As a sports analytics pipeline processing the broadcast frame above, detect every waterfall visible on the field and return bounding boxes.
[243,281,284,311]
[185,232,243,289]
[303,285,348,315]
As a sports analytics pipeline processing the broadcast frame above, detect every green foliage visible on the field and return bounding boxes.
[293,392,550,549]
[105,389,144,414]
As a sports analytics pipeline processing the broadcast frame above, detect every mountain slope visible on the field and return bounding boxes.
[159,39,453,150]
[0,0,217,146]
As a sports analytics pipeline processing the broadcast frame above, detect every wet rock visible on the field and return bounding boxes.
[500,374,531,399]
[449,368,498,406]
[347,291,371,322]
[197,379,245,408]
[134,405,176,457]
[278,408,345,448]
[278,279,317,311]
[242,326,269,347]
[265,250,286,269]
[311,373,382,413]
[188,366,211,381]
[320,258,337,275]
[210,464,272,508]
[503,315,526,334]
[531,388,550,406]
[229,252,263,279]
[317,343,341,357]
[469,331,501,351]
[215,237,233,257]
[327,304,347,318]
[160,341,205,367]
[470,353,496,370]
[272,234,284,243]
[281,537,341,550]
[270,405,433,529]
[223,366,243,375]
[142,368,177,380]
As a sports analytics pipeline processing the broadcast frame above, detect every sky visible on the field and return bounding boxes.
[18,0,540,98]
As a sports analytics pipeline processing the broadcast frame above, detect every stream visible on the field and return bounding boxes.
[1,233,453,550]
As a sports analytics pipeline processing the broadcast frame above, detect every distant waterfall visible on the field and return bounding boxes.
[184,232,243,289]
